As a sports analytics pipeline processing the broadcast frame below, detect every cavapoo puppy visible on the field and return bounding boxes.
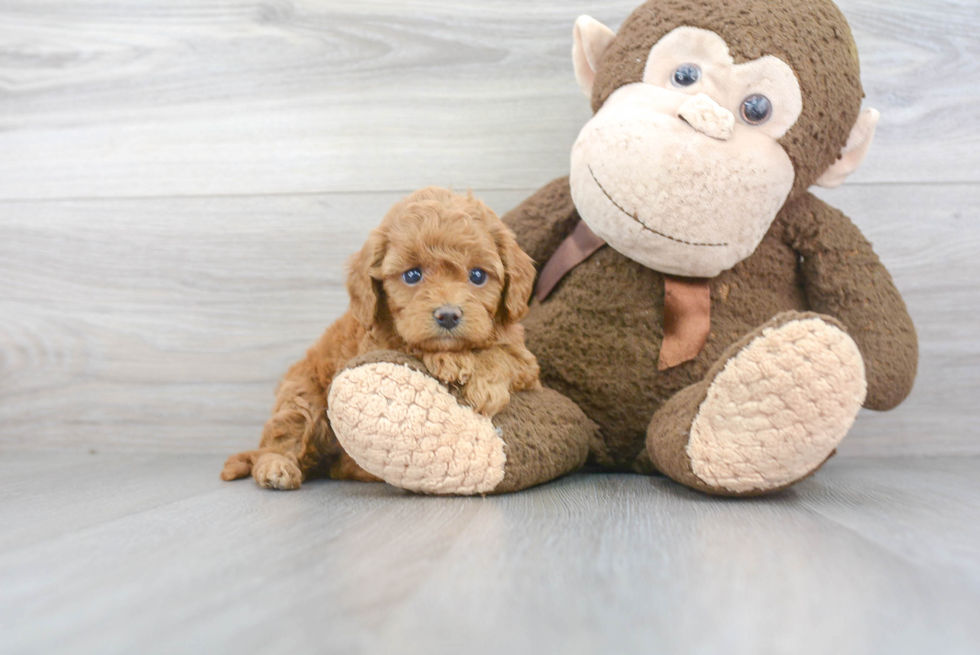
[221,187,540,490]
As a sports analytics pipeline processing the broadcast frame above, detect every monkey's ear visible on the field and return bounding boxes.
[573,15,617,100]
[347,228,387,329]
[815,108,880,189]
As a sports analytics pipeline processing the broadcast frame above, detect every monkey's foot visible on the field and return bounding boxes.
[648,313,867,495]
[327,359,506,495]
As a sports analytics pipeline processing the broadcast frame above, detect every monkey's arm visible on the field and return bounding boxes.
[501,176,581,272]
[785,192,917,411]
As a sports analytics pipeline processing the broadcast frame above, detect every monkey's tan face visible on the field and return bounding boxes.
[570,27,804,278]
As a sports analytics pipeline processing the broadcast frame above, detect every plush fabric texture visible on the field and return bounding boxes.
[328,361,507,495]
[570,83,797,277]
[489,387,596,494]
[510,0,912,495]
[784,193,918,410]
[591,0,864,198]
[504,178,916,478]
[642,28,804,140]
[328,351,597,495]
[816,108,880,188]
[572,15,617,98]
[686,316,866,493]
[513,178,803,468]
[677,93,734,140]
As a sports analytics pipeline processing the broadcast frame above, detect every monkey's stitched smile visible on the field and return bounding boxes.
[588,165,729,248]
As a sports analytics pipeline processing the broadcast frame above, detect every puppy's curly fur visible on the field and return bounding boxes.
[221,187,540,490]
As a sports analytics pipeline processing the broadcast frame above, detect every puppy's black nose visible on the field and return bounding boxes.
[433,305,462,330]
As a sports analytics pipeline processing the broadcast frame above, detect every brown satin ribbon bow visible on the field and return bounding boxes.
[534,220,712,370]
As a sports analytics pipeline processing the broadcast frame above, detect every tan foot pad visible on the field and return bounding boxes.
[327,362,506,495]
[688,318,867,494]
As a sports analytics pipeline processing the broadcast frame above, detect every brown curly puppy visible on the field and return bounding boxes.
[220,187,540,490]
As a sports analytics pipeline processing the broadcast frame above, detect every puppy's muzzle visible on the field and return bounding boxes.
[433,305,463,330]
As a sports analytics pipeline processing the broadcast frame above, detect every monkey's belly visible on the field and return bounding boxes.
[523,243,806,467]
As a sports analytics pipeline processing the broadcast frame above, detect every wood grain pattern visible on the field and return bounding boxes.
[1,185,977,455]
[1,0,978,456]
[1,454,978,654]
[0,0,978,200]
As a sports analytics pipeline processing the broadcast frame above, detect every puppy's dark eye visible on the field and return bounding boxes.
[401,268,423,285]
[672,64,701,87]
[468,268,488,286]
[740,94,773,125]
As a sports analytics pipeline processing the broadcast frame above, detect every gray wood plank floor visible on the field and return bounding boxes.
[1,453,978,655]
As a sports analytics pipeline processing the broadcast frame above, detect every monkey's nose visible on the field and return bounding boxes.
[433,305,463,330]
[677,93,735,141]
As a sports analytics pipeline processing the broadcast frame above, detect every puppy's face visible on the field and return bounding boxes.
[381,219,504,351]
[347,188,535,352]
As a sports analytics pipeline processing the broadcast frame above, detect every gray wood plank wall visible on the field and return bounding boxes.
[1,0,977,455]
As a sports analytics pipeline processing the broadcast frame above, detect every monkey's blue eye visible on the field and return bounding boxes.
[402,268,423,285]
[672,64,701,87]
[468,268,488,286]
[741,94,773,125]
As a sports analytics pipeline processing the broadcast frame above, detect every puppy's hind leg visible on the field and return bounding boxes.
[252,451,304,490]
[220,448,304,491]
[220,449,263,481]
[251,381,332,490]
[219,366,335,490]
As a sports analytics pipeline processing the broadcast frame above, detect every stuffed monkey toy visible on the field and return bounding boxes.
[327,0,917,496]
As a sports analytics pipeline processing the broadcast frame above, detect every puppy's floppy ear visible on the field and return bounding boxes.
[494,224,536,324]
[347,227,388,328]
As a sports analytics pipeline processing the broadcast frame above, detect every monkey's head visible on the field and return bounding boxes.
[568,0,879,278]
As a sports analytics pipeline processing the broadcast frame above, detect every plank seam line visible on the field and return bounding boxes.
[0,181,977,205]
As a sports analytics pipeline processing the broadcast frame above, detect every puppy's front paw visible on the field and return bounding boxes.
[462,380,511,417]
[423,352,475,385]
[252,453,302,490]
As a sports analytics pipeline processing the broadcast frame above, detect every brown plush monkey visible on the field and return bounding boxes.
[327,0,917,496]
